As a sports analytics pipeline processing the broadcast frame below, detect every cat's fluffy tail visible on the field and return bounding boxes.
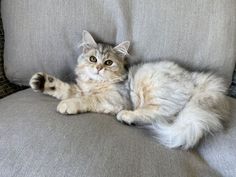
[150,73,230,149]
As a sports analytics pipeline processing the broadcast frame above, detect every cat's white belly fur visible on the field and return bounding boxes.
[129,61,194,117]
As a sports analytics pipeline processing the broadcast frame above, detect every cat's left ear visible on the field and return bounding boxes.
[113,41,130,58]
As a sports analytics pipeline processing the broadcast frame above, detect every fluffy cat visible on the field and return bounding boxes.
[29,31,230,149]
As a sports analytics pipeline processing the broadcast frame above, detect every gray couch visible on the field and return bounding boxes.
[1,1,236,177]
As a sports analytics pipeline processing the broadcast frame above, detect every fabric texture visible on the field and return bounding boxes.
[0,1,26,98]
[0,89,221,177]
[198,97,236,177]
[1,0,236,86]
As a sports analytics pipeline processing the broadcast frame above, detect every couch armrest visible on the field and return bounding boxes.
[0,7,27,99]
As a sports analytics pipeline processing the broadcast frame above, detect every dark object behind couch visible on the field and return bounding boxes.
[230,69,236,97]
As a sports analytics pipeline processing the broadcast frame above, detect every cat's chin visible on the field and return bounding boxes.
[80,72,107,82]
[89,73,104,81]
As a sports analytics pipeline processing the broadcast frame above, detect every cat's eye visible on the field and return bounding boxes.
[104,60,113,66]
[89,56,97,62]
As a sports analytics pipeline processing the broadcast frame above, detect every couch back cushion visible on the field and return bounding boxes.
[2,0,236,85]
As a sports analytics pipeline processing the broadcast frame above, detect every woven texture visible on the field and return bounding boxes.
[230,69,236,98]
[0,3,26,99]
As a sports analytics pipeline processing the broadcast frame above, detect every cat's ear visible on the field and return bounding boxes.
[81,30,97,52]
[113,41,130,58]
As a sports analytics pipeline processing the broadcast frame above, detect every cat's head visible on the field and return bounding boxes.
[75,31,130,82]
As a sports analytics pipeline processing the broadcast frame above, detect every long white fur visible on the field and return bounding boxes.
[125,61,230,149]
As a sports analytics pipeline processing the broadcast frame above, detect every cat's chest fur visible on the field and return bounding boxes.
[76,79,126,96]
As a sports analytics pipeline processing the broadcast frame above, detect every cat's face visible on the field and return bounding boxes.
[77,44,127,81]
[75,31,130,82]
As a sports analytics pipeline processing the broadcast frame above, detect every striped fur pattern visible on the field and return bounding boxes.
[30,31,230,149]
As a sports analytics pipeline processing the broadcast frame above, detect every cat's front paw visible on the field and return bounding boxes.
[57,100,78,115]
[30,72,57,93]
[29,72,46,92]
[117,110,136,125]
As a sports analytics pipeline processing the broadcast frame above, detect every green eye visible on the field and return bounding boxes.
[104,60,113,66]
[89,56,97,62]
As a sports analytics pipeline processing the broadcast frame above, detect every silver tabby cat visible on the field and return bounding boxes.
[30,31,230,149]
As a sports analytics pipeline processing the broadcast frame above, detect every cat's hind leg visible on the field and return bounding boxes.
[117,105,164,125]
[29,72,80,100]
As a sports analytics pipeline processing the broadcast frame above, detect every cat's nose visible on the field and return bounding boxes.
[96,65,103,72]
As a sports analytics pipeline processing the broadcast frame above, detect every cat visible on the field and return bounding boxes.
[29,30,230,149]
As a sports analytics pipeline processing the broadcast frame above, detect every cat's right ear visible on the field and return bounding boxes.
[81,30,97,53]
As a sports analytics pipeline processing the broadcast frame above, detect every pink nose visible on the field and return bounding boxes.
[96,65,103,71]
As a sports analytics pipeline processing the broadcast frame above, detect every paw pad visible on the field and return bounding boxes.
[29,73,46,92]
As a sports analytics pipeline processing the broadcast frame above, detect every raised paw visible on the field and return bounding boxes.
[29,72,46,92]
[29,72,57,93]
[117,110,136,125]
[57,100,78,115]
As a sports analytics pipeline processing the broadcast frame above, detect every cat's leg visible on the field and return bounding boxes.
[29,72,80,100]
[56,94,129,115]
[56,97,116,115]
[117,106,167,125]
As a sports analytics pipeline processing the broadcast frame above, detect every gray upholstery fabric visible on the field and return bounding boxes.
[0,89,221,177]
[198,97,236,177]
[2,0,236,86]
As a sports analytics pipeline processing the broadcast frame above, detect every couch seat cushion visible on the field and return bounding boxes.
[0,89,221,177]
